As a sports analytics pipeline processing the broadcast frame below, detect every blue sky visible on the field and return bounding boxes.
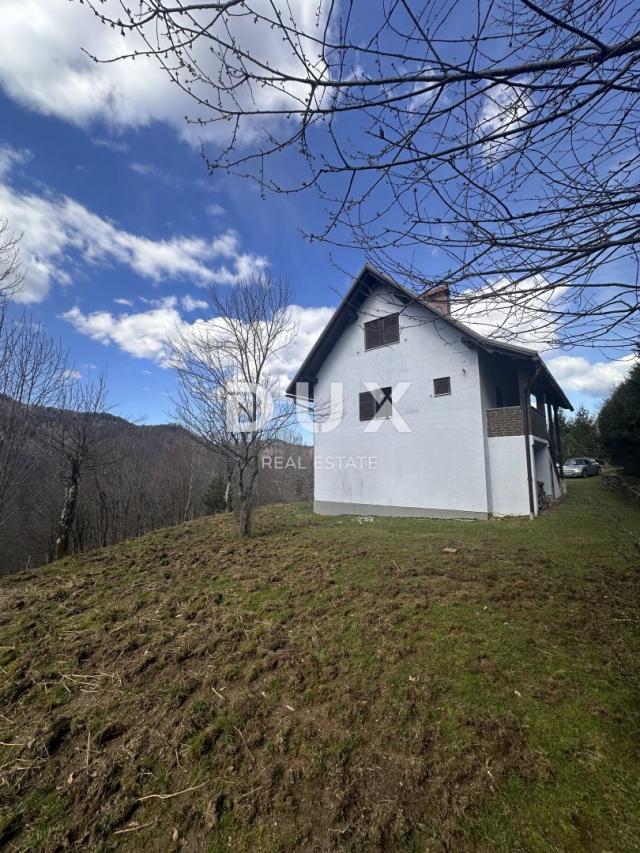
[0,0,636,425]
[0,87,343,423]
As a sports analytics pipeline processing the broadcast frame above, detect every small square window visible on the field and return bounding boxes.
[433,376,451,396]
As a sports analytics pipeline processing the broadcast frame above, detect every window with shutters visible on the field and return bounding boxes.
[359,387,392,421]
[363,313,400,350]
[433,376,451,396]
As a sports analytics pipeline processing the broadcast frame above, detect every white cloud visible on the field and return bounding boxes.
[0,0,190,133]
[451,279,634,398]
[140,296,179,309]
[478,84,532,160]
[0,145,30,178]
[452,275,564,352]
[0,145,267,302]
[129,163,155,176]
[206,204,225,217]
[182,295,209,312]
[63,275,636,406]
[92,137,129,154]
[129,162,181,188]
[62,301,334,383]
[270,305,335,390]
[62,304,184,363]
[113,297,133,306]
[0,0,328,144]
[544,353,637,398]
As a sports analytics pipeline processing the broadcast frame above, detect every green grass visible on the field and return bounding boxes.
[0,479,639,851]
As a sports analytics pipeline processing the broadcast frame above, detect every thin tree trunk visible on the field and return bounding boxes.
[234,498,253,538]
[54,462,80,560]
[224,466,233,513]
[234,461,257,538]
[183,463,194,522]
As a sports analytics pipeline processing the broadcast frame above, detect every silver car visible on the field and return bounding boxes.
[563,457,600,478]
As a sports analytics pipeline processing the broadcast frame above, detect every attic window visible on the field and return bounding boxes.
[364,313,400,350]
[359,387,392,421]
[433,377,451,397]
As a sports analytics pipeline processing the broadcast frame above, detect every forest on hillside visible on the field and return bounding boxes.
[0,402,312,574]
[1,234,314,573]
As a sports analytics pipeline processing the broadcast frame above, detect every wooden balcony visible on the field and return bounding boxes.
[487,406,548,440]
[529,407,548,440]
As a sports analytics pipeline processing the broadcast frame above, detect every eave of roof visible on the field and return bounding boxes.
[286,263,573,410]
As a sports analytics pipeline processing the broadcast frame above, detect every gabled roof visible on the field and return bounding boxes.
[286,263,572,410]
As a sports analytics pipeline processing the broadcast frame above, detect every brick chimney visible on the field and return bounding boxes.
[423,284,451,315]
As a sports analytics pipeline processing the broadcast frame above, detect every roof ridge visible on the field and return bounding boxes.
[286,264,571,409]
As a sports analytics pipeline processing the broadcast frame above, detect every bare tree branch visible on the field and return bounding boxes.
[0,218,23,302]
[0,243,68,540]
[79,0,640,349]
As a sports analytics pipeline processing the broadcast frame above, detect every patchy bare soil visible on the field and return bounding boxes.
[1,479,639,851]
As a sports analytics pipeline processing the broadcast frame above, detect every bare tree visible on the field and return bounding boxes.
[42,374,113,560]
[0,226,69,542]
[83,0,640,350]
[0,217,23,302]
[172,275,296,537]
[0,323,69,539]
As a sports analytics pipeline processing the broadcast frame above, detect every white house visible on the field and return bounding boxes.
[287,264,573,519]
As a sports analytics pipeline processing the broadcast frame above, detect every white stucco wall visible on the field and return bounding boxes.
[534,441,560,500]
[312,287,491,517]
[487,435,532,517]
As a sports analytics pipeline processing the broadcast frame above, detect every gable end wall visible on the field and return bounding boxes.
[312,287,491,516]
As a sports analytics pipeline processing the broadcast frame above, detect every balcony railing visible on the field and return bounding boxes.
[529,407,548,440]
[487,405,548,440]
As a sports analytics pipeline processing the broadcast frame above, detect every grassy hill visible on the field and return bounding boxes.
[1,479,639,851]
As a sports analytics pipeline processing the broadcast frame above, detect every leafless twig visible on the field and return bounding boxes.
[79,0,640,351]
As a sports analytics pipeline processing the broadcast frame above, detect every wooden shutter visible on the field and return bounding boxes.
[433,377,451,396]
[382,313,400,344]
[364,318,383,350]
[359,391,376,420]
[364,313,399,349]
[360,387,392,420]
